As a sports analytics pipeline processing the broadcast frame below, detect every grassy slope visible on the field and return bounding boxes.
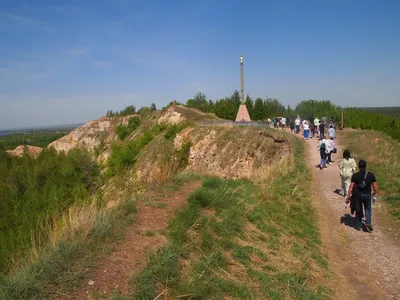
[0,198,136,300]
[128,136,330,299]
[340,130,400,221]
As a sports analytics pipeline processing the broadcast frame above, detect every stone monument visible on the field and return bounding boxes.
[235,55,251,122]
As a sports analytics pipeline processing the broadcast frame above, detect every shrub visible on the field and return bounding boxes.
[116,117,140,140]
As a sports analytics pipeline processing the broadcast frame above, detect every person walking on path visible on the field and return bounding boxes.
[281,117,286,130]
[326,138,336,164]
[328,124,336,140]
[346,160,379,232]
[314,117,320,135]
[310,123,316,139]
[339,150,356,198]
[318,121,325,140]
[295,117,301,134]
[289,119,295,134]
[303,121,310,140]
[318,136,329,169]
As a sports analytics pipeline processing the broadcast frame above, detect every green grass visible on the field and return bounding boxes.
[341,130,400,221]
[129,137,330,299]
[0,198,137,300]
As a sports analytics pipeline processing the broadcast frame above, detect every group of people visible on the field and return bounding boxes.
[275,114,378,233]
[339,152,379,232]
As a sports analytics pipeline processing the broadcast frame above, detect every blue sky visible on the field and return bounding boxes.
[0,0,399,129]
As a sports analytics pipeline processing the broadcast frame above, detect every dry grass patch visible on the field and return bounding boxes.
[129,136,331,299]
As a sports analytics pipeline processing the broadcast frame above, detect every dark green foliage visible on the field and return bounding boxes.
[358,106,400,118]
[174,140,192,170]
[0,148,101,273]
[0,131,70,150]
[106,105,136,117]
[108,131,154,175]
[185,91,286,121]
[344,108,400,140]
[115,116,140,140]
[164,122,190,140]
[291,100,341,120]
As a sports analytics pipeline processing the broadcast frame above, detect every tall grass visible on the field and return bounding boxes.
[0,186,137,299]
[129,136,330,299]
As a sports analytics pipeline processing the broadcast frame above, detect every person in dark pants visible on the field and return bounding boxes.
[346,160,379,232]
[318,121,325,140]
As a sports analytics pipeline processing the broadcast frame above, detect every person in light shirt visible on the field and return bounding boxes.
[314,117,320,134]
[294,117,301,134]
[328,124,336,140]
[281,117,286,130]
[303,121,310,140]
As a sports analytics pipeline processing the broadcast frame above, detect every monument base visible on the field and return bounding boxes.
[235,104,251,122]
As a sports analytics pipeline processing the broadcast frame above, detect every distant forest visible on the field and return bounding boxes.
[357,107,400,118]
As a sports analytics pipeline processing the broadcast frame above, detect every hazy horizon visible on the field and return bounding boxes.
[1,0,399,129]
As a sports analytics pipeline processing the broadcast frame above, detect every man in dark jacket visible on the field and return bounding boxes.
[346,160,378,232]
[318,121,325,140]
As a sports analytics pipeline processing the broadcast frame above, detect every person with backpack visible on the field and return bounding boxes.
[346,160,379,232]
[318,136,329,170]
[339,150,356,198]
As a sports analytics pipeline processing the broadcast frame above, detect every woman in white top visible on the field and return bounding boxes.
[325,138,336,164]
[303,121,310,140]
[339,150,357,197]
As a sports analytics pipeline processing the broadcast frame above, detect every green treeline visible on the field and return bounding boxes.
[106,103,157,117]
[0,147,102,273]
[0,132,69,151]
[184,93,400,140]
[186,91,286,120]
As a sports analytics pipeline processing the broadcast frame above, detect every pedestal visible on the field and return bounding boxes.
[235,104,251,122]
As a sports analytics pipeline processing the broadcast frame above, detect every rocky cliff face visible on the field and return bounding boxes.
[6,145,43,158]
[174,127,288,179]
[48,115,137,153]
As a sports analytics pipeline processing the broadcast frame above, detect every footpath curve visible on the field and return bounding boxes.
[299,131,400,299]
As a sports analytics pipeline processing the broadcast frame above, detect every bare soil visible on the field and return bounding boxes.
[61,180,201,299]
[302,132,400,299]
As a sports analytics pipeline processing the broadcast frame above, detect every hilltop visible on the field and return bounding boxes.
[2,103,399,299]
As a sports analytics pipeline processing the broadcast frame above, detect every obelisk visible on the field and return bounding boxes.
[235,55,251,122]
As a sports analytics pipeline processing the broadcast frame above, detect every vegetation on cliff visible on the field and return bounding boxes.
[0,147,101,273]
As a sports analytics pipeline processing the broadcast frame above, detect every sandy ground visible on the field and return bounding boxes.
[301,132,400,299]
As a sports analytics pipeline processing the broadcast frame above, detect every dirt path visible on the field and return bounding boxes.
[303,133,400,299]
[62,180,201,299]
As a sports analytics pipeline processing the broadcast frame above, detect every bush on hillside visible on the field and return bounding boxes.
[116,117,140,140]
[0,148,101,273]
